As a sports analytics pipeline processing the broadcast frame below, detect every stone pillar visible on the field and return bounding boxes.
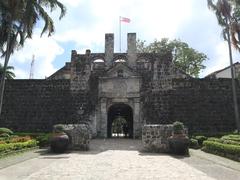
[133,98,141,138]
[105,33,114,68]
[70,50,77,80]
[90,112,97,138]
[71,50,77,61]
[127,33,137,68]
[100,98,108,137]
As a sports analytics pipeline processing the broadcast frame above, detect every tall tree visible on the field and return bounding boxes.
[207,0,240,132]
[0,63,15,79]
[137,39,207,77]
[0,0,66,115]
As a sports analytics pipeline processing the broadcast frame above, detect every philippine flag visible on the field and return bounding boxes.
[120,17,131,23]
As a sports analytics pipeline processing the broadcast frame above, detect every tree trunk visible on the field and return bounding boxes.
[0,33,12,116]
[226,18,240,133]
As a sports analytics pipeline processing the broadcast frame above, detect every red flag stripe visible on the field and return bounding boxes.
[120,17,130,23]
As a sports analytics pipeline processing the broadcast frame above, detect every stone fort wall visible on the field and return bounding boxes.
[0,78,239,134]
[0,80,88,132]
[144,78,239,134]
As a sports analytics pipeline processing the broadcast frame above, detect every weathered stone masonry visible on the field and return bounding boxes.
[144,79,239,134]
[0,80,74,132]
[0,33,239,136]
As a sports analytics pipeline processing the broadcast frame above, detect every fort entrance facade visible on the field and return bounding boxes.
[0,33,238,137]
[66,33,145,138]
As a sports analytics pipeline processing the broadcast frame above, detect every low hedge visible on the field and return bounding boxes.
[194,136,207,146]
[202,140,240,161]
[14,133,51,147]
[189,138,199,149]
[191,132,234,138]
[6,136,31,143]
[0,128,13,135]
[35,134,51,147]
[0,140,38,154]
[221,134,240,142]
[207,137,240,146]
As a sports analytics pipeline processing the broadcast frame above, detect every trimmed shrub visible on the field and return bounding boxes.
[195,136,207,146]
[172,121,184,134]
[0,140,6,144]
[189,138,199,149]
[7,136,31,143]
[207,137,240,146]
[35,134,51,147]
[53,124,65,133]
[14,133,51,147]
[14,132,44,138]
[221,134,240,142]
[0,140,38,154]
[202,140,240,161]
[0,133,10,138]
[0,128,13,135]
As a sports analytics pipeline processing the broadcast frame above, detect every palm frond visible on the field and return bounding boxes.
[35,4,55,36]
[208,0,240,51]
[0,63,15,79]
[41,0,66,19]
[207,0,217,10]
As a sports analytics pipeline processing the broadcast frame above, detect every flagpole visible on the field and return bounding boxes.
[119,16,121,52]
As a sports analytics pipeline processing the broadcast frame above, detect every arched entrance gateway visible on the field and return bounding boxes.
[93,34,143,138]
[107,103,133,138]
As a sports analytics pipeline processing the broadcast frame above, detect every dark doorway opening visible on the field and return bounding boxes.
[107,103,133,138]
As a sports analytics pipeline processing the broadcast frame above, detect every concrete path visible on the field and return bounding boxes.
[0,139,239,180]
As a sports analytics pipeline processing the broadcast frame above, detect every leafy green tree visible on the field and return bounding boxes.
[112,116,126,137]
[137,39,207,77]
[0,63,15,79]
[207,0,240,132]
[0,0,66,115]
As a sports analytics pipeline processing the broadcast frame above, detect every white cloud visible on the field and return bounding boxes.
[10,31,64,79]
[60,0,84,7]
[9,0,240,79]
[53,0,193,53]
[201,41,234,77]
[14,68,29,79]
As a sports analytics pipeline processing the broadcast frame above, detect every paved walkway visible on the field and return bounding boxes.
[0,139,239,180]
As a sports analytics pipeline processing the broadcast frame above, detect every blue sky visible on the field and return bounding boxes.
[3,0,240,79]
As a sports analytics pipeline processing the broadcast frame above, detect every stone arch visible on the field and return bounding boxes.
[107,103,133,138]
[113,54,128,63]
[91,54,105,62]
[90,56,105,70]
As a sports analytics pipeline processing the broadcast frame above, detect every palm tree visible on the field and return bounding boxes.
[0,0,66,115]
[207,0,240,132]
[0,63,15,79]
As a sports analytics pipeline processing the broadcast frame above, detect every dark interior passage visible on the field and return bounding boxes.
[107,103,133,138]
